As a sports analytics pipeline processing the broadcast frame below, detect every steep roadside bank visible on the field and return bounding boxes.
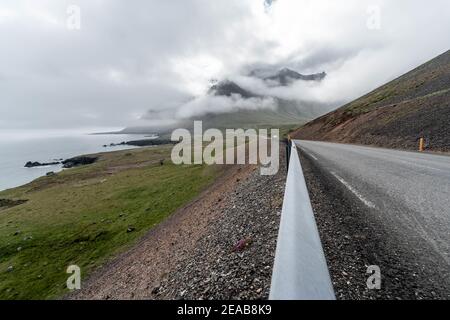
[292,50,450,152]
[69,150,287,300]
[0,146,223,299]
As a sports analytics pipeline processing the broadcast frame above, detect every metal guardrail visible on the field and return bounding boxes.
[269,141,336,300]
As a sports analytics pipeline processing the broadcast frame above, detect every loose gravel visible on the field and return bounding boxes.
[70,151,286,300]
[156,164,286,300]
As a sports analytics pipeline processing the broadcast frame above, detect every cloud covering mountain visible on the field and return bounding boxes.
[1,0,450,130]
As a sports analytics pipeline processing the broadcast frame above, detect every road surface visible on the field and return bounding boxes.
[294,140,450,299]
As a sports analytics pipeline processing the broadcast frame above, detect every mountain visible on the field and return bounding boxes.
[122,68,331,134]
[121,98,324,135]
[264,68,327,86]
[208,80,257,98]
[202,79,329,128]
[120,97,324,135]
[292,50,450,152]
[193,99,326,130]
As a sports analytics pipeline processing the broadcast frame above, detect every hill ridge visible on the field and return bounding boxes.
[292,50,450,152]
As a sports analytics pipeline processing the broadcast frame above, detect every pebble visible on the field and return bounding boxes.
[155,159,286,300]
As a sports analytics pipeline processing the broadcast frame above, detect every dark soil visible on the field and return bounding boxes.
[0,199,28,210]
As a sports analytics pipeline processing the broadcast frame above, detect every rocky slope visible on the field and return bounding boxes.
[292,50,450,152]
[209,80,257,98]
[68,152,287,300]
[155,162,285,300]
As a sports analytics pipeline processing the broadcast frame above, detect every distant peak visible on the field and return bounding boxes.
[208,80,256,98]
[263,68,326,85]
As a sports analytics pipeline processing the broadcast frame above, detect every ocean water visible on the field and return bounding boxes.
[0,130,149,192]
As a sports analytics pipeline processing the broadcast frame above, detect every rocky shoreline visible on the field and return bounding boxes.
[105,138,175,148]
[24,156,98,169]
[24,161,61,168]
[23,138,174,169]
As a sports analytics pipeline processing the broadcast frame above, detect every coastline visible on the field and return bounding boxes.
[0,133,165,192]
[0,143,225,299]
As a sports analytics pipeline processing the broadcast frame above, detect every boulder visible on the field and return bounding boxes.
[62,156,98,168]
[25,161,60,168]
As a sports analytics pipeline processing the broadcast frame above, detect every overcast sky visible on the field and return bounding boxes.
[0,0,449,131]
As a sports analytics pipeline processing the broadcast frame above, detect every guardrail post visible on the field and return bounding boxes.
[286,135,292,172]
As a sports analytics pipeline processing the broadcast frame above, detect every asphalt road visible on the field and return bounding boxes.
[294,140,450,299]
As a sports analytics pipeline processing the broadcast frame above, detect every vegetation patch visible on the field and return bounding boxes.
[0,145,224,299]
[0,199,28,210]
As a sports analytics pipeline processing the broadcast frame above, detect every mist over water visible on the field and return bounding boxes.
[0,129,147,191]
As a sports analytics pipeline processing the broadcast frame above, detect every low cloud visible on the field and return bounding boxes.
[1,0,449,130]
[176,94,278,119]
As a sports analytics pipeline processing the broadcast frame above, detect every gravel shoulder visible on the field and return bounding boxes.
[69,151,286,300]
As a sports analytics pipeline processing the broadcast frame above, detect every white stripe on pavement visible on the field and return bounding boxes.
[330,172,376,209]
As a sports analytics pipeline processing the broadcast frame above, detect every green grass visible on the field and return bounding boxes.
[0,146,223,299]
[344,89,396,116]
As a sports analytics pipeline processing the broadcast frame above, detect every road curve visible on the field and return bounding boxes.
[294,140,450,298]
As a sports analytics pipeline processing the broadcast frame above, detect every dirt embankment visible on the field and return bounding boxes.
[292,50,450,152]
[69,152,287,300]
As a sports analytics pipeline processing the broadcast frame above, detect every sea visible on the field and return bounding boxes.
[0,129,152,192]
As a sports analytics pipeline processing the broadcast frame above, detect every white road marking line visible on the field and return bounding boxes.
[330,172,377,209]
[298,147,318,161]
[395,158,447,172]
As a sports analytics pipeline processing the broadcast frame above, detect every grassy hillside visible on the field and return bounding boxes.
[292,50,450,152]
[123,79,330,135]
[0,146,224,299]
[198,102,312,130]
